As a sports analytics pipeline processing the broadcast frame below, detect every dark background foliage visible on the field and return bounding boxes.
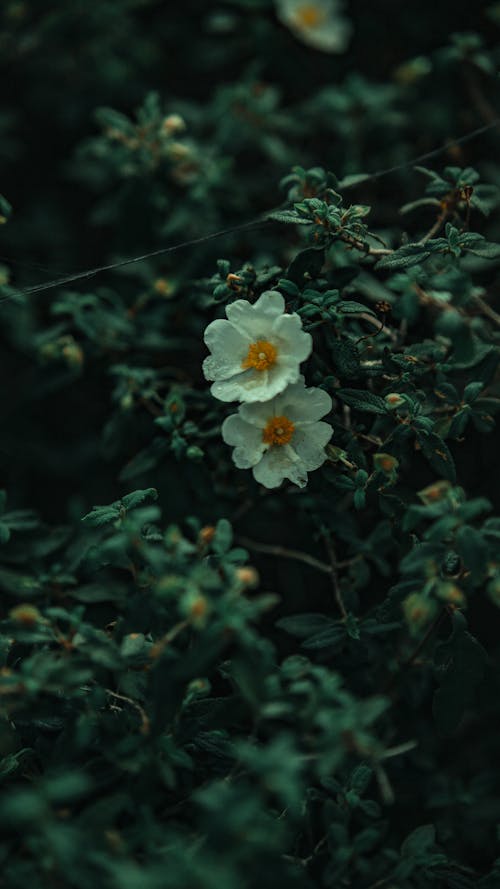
[1,2,500,887]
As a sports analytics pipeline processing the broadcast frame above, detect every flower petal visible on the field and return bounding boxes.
[222,414,265,468]
[252,444,308,489]
[253,290,286,316]
[292,422,333,468]
[239,401,272,429]
[272,313,313,363]
[214,365,299,404]
[203,319,248,381]
[225,291,285,339]
[274,378,332,422]
[210,372,253,402]
[243,362,299,402]
[276,0,352,54]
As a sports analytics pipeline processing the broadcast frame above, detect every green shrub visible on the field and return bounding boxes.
[1,2,500,886]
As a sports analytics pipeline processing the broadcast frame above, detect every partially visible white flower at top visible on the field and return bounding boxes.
[203,291,312,403]
[222,377,333,489]
[275,0,351,54]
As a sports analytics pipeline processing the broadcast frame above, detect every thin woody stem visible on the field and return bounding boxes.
[475,294,500,328]
[106,689,150,734]
[321,531,348,621]
[419,209,448,244]
[236,535,332,574]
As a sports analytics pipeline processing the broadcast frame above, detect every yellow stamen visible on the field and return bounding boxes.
[262,415,295,447]
[294,5,326,28]
[242,339,277,372]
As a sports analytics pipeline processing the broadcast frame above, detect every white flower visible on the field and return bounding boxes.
[275,0,351,54]
[221,377,333,489]
[203,291,312,403]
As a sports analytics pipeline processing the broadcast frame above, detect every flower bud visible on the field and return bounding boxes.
[61,341,84,369]
[9,604,41,626]
[373,453,399,475]
[402,593,437,629]
[417,480,451,505]
[199,525,215,546]
[162,114,186,135]
[153,278,172,297]
[184,594,210,629]
[235,566,259,588]
[436,582,465,607]
[385,393,406,409]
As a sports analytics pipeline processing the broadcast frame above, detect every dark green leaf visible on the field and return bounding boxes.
[338,389,388,414]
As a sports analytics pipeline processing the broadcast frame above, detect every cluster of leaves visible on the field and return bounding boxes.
[2,2,500,887]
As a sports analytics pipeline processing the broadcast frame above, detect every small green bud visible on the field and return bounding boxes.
[120,393,134,410]
[186,445,204,461]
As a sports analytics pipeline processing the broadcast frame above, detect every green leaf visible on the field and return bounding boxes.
[336,300,375,315]
[275,613,334,638]
[212,518,233,555]
[338,388,388,414]
[463,382,483,403]
[0,749,33,782]
[286,247,325,283]
[267,210,311,225]
[466,239,500,259]
[401,824,436,858]
[0,194,12,220]
[417,431,456,483]
[0,567,42,597]
[82,505,121,527]
[433,612,487,735]
[70,582,127,603]
[2,509,39,531]
[456,525,488,579]
[121,488,158,510]
[338,173,372,188]
[376,244,431,270]
[330,340,361,379]
[300,625,346,651]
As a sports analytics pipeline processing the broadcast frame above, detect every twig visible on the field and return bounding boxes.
[357,312,397,341]
[149,619,190,659]
[366,877,393,889]
[230,497,256,524]
[321,531,348,621]
[419,209,448,245]
[340,233,392,256]
[236,535,332,574]
[237,534,356,583]
[464,65,499,127]
[475,294,500,328]
[374,762,395,805]
[106,689,150,735]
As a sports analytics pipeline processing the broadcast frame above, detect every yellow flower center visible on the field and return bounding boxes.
[242,339,277,372]
[294,4,326,28]
[262,415,295,447]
